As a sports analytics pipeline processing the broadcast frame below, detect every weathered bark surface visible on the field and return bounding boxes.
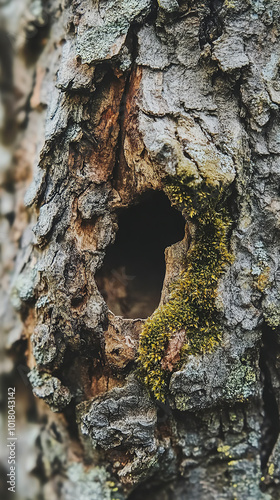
[1,0,280,499]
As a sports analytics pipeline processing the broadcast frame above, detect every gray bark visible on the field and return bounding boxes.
[1,0,280,499]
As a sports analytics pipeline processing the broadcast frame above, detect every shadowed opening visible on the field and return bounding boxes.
[260,325,280,473]
[95,190,186,319]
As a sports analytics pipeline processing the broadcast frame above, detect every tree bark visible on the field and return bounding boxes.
[1,0,280,499]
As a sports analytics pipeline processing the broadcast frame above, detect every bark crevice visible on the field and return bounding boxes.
[260,326,280,472]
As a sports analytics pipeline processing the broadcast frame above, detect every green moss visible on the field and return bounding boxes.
[138,174,233,401]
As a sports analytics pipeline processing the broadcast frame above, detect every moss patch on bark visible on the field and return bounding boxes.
[138,174,233,401]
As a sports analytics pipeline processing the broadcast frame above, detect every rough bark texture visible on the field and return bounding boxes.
[1,0,280,499]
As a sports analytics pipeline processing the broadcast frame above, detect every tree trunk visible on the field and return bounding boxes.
[1,0,280,499]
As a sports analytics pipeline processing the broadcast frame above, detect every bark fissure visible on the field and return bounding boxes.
[199,0,224,49]
[260,327,280,472]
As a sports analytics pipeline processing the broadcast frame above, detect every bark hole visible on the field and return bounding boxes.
[96,190,185,319]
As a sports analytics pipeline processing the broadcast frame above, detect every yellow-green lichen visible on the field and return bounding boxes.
[106,480,122,500]
[138,174,233,401]
[217,445,231,456]
[268,463,275,476]
[224,0,237,9]
[223,357,256,402]
[263,303,280,330]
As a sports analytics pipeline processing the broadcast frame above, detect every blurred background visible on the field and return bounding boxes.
[0,1,51,498]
